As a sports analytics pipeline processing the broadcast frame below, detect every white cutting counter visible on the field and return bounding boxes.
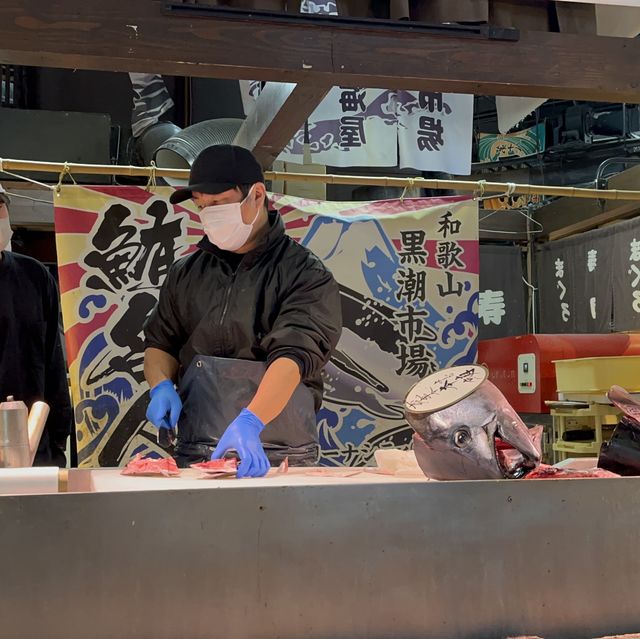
[66,465,429,493]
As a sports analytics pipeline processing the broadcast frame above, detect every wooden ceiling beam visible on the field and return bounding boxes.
[548,201,640,241]
[233,81,330,169]
[537,165,640,237]
[1,1,640,101]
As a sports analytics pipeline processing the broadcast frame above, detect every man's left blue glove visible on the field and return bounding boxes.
[211,408,270,478]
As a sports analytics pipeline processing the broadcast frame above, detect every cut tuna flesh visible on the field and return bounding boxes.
[496,425,544,477]
[276,457,289,474]
[191,459,238,477]
[525,464,619,479]
[121,453,181,477]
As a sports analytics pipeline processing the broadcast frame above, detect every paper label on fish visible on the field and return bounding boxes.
[404,365,487,414]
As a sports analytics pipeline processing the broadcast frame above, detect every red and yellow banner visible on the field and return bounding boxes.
[55,186,479,467]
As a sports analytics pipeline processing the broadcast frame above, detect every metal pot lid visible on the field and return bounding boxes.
[404,365,488,415]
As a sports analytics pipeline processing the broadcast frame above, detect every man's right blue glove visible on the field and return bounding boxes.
[211,409,270,478]
[146,380,182,430]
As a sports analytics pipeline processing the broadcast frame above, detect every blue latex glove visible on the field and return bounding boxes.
[211,408,270,478]
[146,380,182,430]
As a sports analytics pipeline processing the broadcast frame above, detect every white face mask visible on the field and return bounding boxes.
[0,209,12,252]
[199,187,261,252]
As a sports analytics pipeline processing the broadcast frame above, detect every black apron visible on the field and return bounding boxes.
[173,355,319,468]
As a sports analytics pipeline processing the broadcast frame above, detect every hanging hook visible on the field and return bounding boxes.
[474,179,487,200]
[476,181,518,203]
[400,177,417,202]
[145,161,157,192]
[55,162,76,196]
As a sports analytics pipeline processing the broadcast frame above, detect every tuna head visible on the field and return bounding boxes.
[406,378,541,481]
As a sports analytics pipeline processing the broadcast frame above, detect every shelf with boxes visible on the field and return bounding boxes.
[550,403,621,463]
[550,354,640,463]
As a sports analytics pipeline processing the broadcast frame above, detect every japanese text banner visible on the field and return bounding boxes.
[278,89,474,175]
[54,187,479,467]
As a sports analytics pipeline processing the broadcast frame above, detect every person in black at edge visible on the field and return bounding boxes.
[0,184,73,467]
[143,145,342,477]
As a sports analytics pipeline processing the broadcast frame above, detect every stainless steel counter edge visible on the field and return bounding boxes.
[1,478,639,639]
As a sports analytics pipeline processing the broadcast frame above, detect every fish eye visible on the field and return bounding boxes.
[453,428,471,448]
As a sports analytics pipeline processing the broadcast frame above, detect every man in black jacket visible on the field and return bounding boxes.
[143,145,342,477]
[0,185,73,467]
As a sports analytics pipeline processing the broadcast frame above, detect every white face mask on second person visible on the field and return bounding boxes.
[0,208,12,252]
[199,187,261,252]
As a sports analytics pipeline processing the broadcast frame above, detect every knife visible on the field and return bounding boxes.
[157,418,176,449]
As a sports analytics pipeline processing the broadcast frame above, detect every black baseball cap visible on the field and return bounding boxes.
[169,144,264,205]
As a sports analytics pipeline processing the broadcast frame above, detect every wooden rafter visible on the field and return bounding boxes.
[0,1,639,102]
[548,201,640,241]
[233,81,330,169]
[537,165,640,239]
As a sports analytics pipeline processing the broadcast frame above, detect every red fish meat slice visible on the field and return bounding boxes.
[191,459,238,477]
[191,459,238,471]
[121,453,181,477]
[525,464,619,479]
[276,457,289,474]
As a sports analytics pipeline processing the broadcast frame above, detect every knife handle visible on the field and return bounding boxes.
[157,427,176,449]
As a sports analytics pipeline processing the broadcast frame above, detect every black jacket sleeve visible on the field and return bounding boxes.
[143,262,187,360]
[43,272,73,454]
[260,264,343,380]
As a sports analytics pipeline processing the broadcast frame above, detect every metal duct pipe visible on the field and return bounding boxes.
[136,121,183,166]
[154,118,244,186]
